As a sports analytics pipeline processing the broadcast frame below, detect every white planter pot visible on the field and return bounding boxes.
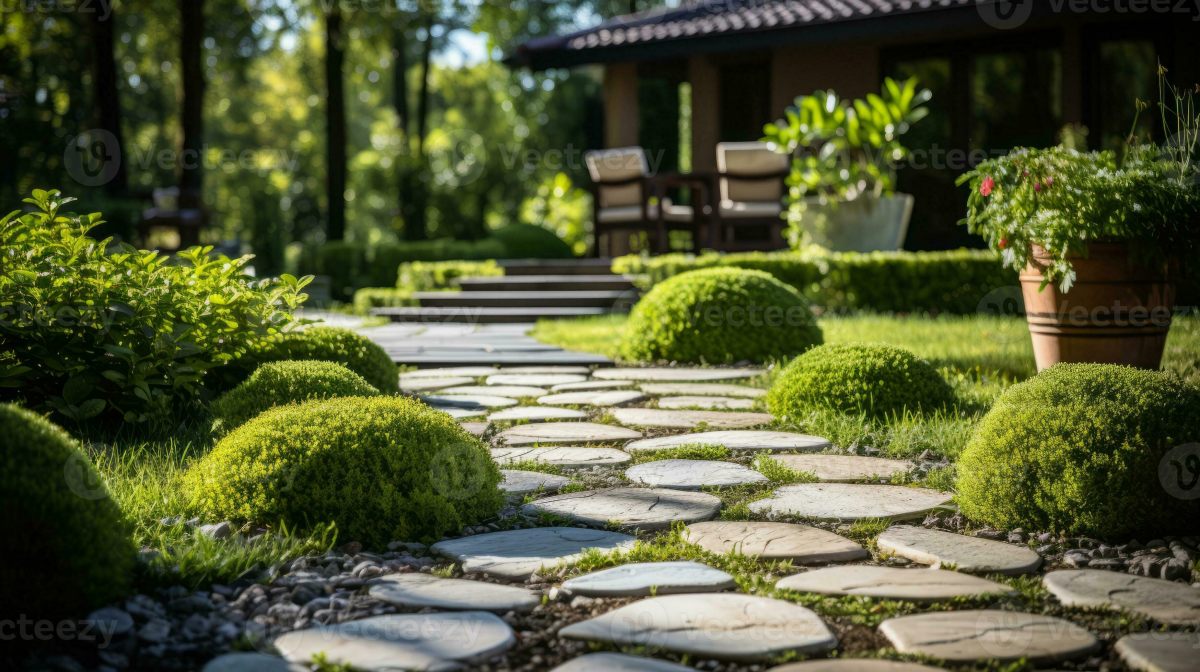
[799,193,914,252]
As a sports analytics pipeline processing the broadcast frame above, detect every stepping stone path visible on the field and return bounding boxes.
[1115,632,1200,672]
[368,574,540,613]
[523,487,720,530]
[640,382,766,398]
[433,407,485,419]
[498,422,641,445]
[626,430,830,452]
[558,593,837,662]
[657,396,756,410]
[400,376,474,393]
[593,368,766,381]
[1042,570,1200,626]
[487,407,589,422]
[486,374,588,387]
[498,469,571,496]
[879,611,1099,664]
[491,447,632,469]
[877,526,1042,575]
[683,521,868,564]
[497,366,592,374]
[561,561,737,597]
[551,380,634,392]
[202,653,306,672]
[612,408,773,429]
[272,612,516,671]
[772,662,945,672]
[776,566,1017,602]
[550,653,692,671]
[748,483,954,522]
[420,394,519,409]
[444,385,548,398]
[624,459,767,490]
[538,390,647,407]
[766,454,913,482]
[459,421,488,436]
[401,366,497,378]
[430,527,636,580]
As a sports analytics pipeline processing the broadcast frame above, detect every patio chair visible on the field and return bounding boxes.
[712,141,791,251]
[585,147,696,256]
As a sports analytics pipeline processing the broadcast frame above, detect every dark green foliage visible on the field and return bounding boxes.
[490,223,574,259]
[957,364,1200,538]
[0,404,134,621]
[250,327,398,395]
[212,361,379,431]
[619,268,823,364]
[768,343,955,419]
[185,396,504,547]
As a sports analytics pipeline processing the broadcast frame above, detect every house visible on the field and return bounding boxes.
[509,0,1200,250]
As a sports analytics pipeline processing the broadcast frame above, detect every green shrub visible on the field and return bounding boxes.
[768,343,954,419]
[250,327,398,395]
[352,288,417,315]
[490,223,574,259]
[185,396,504,547]
[956,364,1200,538]
[397,260,502,292]
[0,403,134,620]
[212,361,380,431]
[618,267,822,364]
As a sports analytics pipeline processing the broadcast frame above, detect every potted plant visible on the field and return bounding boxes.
[958,68,1199,371]
[763,77,931,252]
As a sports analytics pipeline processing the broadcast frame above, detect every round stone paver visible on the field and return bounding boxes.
[877,526,1042,575]
[593,368,766,382]
[430,527,637,580]
[400,376,475,393]
[612,409,773,429]
[491,447,632,469]
[772,662,945,672]
[640,383,767,398]
[431,407,486,419]
[443,385,549,398]
[486,374,588,387]
[497,366,592,375]
[272,612,516,671]
[776,566,1017,602]
[561,561,737,597]
[459,421,488,436]
[487,407,589,422]
[401,367,497,379]
[498,422,641,445]
[551,380,635,392]
[550,653,692,671]
[202,653,307,672]
[538,390,647,407]
[368,574,539,613]
[1115,632,1200,672]
[1042,570,1200,626]
[522,487,720,530]
[878,610,1099,664]
[420,394,519,409]
[683,521,868,564]
[558,593,837,662]
[766,454,913,482]
[499,469,571,496]
[748,483,954,522]
[624,460,767,490]
[657,396,756,410]
[626,430,830,453]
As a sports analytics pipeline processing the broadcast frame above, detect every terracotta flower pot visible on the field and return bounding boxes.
[1021,243,1175,371]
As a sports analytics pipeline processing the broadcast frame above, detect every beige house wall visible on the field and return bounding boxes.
[603,62,640,148]
[688,56,721,173]
[770,43,880,117]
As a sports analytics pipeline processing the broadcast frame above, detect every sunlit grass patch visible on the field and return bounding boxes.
[629,444,731,464]
[752,454,820,483]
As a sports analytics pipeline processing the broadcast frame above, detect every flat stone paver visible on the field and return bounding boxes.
[487,407,589,422]
[551,380,635,392]
[272,612,516,671]
[499,470,571,495]
[879,611,1099,664]
[497,366,592,375]
[523,488,720,530]
[459,422,488,436]
[430,528,637,580]
[538,391,647,407]
[683,521,868,564]
[640,383,767,398]
[558,594,837,662]
[491,447,632,469]
[776,566,1017,602]
[771,662,946,672]
[202,653,307,672]
[625,460,767,490]
[767,454,913,482]
[486,374,588,387]
[444,385,548,398]
[561,561,737,597]
[550,653,692,671]
[748,483,954,522]
[612,409,773,429]
[1115,632,1200,672]
[401,367,498,379]
[593,368,766,382]
[432,407,486,419]
[420,394,519,409]
[368,574,540,613]
[1042,570,1200,626]
[657,396,756,410]
[498,422,641,445]
[400,377,475,393]
[626,430,830,453]
[877,526,1042,575]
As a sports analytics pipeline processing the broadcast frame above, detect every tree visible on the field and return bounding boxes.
[178,0,206,204]
[88,5,127,195]
[324,5,347,241]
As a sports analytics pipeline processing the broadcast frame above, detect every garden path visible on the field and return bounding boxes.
[360,322,613,368]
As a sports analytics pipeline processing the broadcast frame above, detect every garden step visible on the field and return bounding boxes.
[372,306,613,324]
[412,290,629,308]
[498,258,616,276]
[458,275,636,292]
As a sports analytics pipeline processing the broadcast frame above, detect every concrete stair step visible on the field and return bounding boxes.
[458,275,636,292]
[412,291,628,308]
[499,258,615,276]
[372,306,616,324]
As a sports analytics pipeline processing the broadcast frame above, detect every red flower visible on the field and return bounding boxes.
[980,176,995,197]
[1035,182,1042,192]
[999,238,1008,249]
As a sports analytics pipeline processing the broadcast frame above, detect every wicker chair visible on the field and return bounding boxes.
[712,141,790,251]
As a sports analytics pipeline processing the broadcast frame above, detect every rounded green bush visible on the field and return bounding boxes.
[768,343,954,419]
[251,327,398,395]
[491,223,574,259]
[0,404,134,621]
[957,364,1200,538]
[185,396,503,547]
[618,268,822,364]
[212,360,379,431]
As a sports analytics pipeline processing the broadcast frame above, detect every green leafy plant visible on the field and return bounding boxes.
[248,327,398,395]
[211,360,380,431]
[518,172,592,256]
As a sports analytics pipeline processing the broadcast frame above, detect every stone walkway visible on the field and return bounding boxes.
[364,322,612,368]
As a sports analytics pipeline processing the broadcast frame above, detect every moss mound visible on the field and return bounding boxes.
[0,404,134,621]
[185,396,503,547]
[212,360,379,431]
[251,327,398,394]
[618,267,822,364]
[768,343,954,419]
[491,223,574,259]
[957,364,1200,538]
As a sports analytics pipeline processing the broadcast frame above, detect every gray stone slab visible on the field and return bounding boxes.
[657,396,756,410]
[1115,632,1200,672]
[430,527,637,580]
[748,484,954,522]
[558,594,837,662]
[879,611,1099,664]
[445,385,549,398]
[459,422,488,436]
[640,383,767,398]
[562,561,736,597]
[491,446,632,469]
[593,368,767,382]
[487,407,589,422]
[498,422,641,445]
[497,366,592,375]
[683,521,868,564]
[368,574,539,613]
[202,653,307,672]
[551,380,635,392]
[401,367,497,379]
[420,394,519,409]
[401,377,475,393]
[771,662,946,672]
[612,409,773,429]
[626,430,830,453]
[550,653,692,672]
[877,526,1043,575]
[538,391,647,407]
[499,470,571,495]
[432,407,486,419]
[767,454,913,482]
[523,487,720,530]
[776,566,1017,602]
[625,459,768,490]
[1042,570,1200,626]
[486,374,588,386]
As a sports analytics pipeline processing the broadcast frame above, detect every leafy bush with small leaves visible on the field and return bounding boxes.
[768,343,954,419]
[248,327,398,395]
[957,364,1200,538]
[211,361,379,431]
[618,268,822,364]
[0,403,135,620]
[185,396,503,547]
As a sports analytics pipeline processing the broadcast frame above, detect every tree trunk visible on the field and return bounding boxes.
[90,5,127,195]
[178,0,205,205]
[404,17,435,241]
[392,25,409,137]
[325,7,347,241]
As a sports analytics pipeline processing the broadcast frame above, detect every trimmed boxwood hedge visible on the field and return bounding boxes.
[212,360,379,431]
[250,327,398,395]
[185,396,504,547]
[957,364,1200,538]
[618,267,822,364]
[768,343,955,419]
[1,404,134,621]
